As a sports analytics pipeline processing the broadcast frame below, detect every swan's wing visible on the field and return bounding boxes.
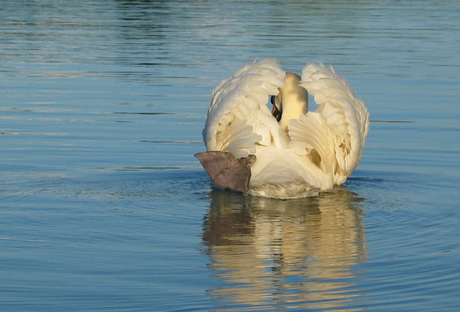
[290,63,370,184]
[203,58,287,158]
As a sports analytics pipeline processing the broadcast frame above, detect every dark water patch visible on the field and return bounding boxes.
[140,140,202,144]
[370,120,415,123]
[94,166,198,172]
[112,112,174,115]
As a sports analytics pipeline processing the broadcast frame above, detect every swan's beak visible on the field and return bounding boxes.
[271,95,282,122]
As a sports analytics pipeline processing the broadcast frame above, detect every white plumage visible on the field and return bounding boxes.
[199,58,369,199]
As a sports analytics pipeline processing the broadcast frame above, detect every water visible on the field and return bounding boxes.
[1,0,460,311]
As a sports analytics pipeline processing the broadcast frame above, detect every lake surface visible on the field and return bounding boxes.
[1,0,460,311]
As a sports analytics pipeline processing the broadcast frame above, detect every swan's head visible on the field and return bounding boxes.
[271,73,308,131]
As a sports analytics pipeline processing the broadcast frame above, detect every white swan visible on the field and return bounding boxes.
[196,58,369,199]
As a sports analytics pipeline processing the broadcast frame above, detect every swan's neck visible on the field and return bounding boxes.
[279,73,308,132]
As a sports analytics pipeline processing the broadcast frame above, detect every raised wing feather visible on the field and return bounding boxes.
[203,59,287,158]
[290,63,369,184]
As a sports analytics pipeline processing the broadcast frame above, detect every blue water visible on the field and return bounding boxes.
[1,1,460,311]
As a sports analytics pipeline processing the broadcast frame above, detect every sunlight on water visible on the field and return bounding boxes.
[1,0,459,311]
[203,189,367,310]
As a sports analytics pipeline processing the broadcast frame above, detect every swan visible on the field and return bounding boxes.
[196,58,369,199]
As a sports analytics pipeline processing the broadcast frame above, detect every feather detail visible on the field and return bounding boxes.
[203,59,286,157]
[297,63,370,183]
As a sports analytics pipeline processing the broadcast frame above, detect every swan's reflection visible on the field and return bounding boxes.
[202,188,367,310]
